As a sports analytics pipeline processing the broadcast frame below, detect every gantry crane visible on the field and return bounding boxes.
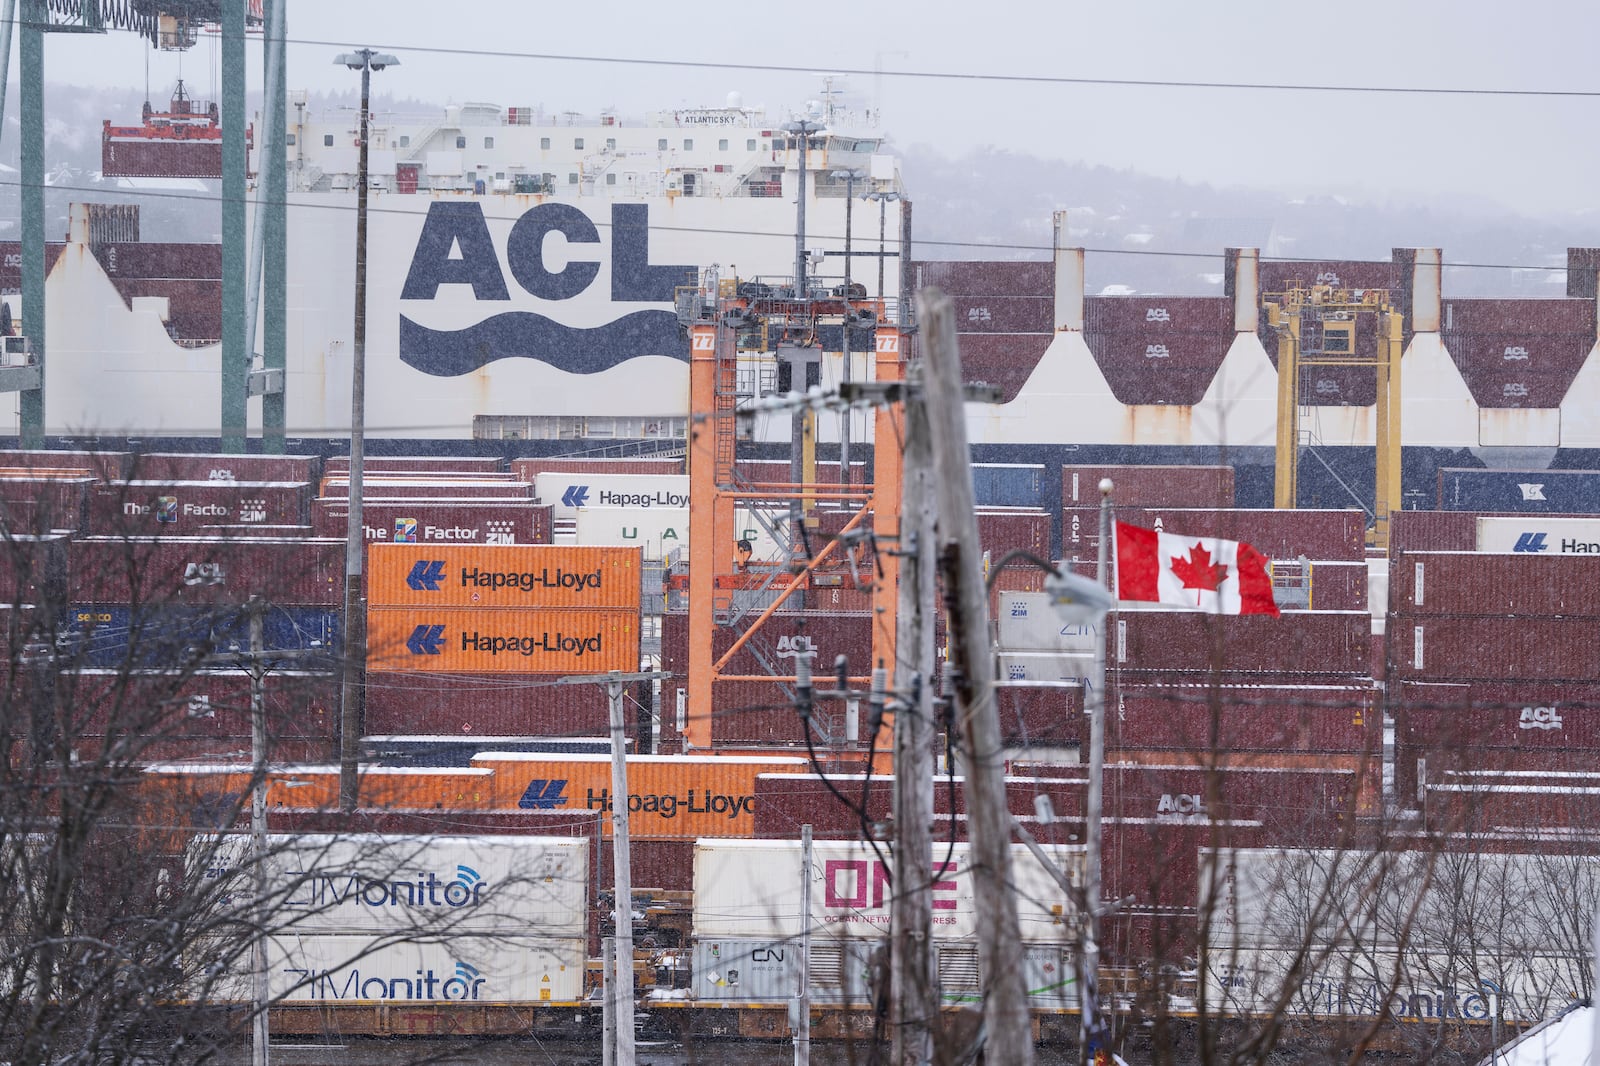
[677,277,908,751]
[1263,283,1403,549]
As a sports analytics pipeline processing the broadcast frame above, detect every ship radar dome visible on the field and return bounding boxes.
[726,90,743,109]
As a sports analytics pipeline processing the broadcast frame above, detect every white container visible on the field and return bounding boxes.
[996,651,1095,684]
[534,472,690,521]
[209,834,588,937]
[199,934,585,1004]
[1477,515,1600,555]
[996,592,1100,652]
[573,504,787,561]
[691,839,1080,943]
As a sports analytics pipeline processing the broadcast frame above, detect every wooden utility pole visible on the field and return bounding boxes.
[919,288,1034,1064]
[892,360,938,1065]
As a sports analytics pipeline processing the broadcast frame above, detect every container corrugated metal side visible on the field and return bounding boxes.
[972,464,1045,508]
[359,734,616,766]
[0,532,68,605]
[1107,683,1376,754]
[1111,610,1371,675]
[318,477,534,499]
[362,671,618,738]
[512,456,684,480]
[311,498,552,546]
[532,473,689,522]
[468,752,810,839]
[257,833,589,936]
[130,453,319,484]
[139,765,502,814]
[1397,680,1600,752]
[691,840,1080,943]
[1438,468,1600,513]
[1421,780,1600,833]
[208,935,587,1004]
[1389,551,1600,616]
[1304,561,1368,612]
[1388,510,1480,554]
[996,592,1101,651]
[0,476,93,532]
[1062,465,1235,509]
[731,459,869,485]
[367,544,641,610]
[659,611,875,746]
[976,509,1051,558]
[1129,508,1365,562]
[750,773,1087,842]
[196,524,315,540]
[62,603,340,669]
[63,667,336,740]
[325,455,507,474]
[1391,615,1600,681]
[89,480,311,532]
[366,608,638,675]
[996,684,1084,748]
[0,449,132,479]
[68,536,343,606]
[1100,759,1377,824]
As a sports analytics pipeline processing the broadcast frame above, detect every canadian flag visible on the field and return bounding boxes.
[1114,521,1280,616]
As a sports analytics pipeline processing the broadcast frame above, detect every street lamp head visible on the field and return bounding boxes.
[334,51,400,71]
[868,189,902,203]
[368,54,400,71]
[1043,569,1114,623]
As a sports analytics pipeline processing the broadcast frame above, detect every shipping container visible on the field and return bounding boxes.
[997,651,1095,685]
[318,477,533,500]
[360,734,616,766]
[130,453,318,484]
[512,456,683,481]
[89,480,310,532]
[1438,467,1600,513]
[68,536,343,606]
[571,505,787,561]
[691,839,1080,942]
[367,544,641,611]
[533,472,689,522]
[1388,510,1479,554]
[0,476,93,532]
[1394,616,1600,681]
[1111,610,1371,676]
[366,608,638,674]
[140,764,502,814]
[62,603,340,669]
[206,934,585,1004]
[1389,551,1600,616]
[1108,684,1377,754]
[62,667,336,742]
[1396,680,1600,752]
[362,671,619,738]
[972,463,1045,508]
[197,524,315,540]
[731,460,868,485]
[751,773,1085,842]
[0,449,132,479]
[1062,465,1234,509]
[1476,515,1600,555]
[249,833,589,936]
[996,592,1101,651]
[311,497,552,546]
[977,509,1052,559]
[997,684,1085,748]
[468,752,809,839]
[326,455,506,474]
[0,532,68,605]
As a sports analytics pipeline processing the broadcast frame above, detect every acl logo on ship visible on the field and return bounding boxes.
[398,202,695,377]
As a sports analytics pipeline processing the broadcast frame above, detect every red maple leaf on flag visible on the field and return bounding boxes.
[1170,542,1229,596]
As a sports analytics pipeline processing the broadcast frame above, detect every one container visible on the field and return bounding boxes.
[996,592,1101,651]
[1117,508,1366,562]
[1392,616,1600,681]
[971,463,1045,508]
[1438,468,1600,513]
[68,536,344,606]
[139,764,501,814]
[1390,552,1600,616]
[0,476,94,532]
[197,524,315,540]
[89,480,311,532]
[1111,611,1370,675]
[312,498,552,546]
[131,453,318,484]
[571,506,788,562]
[68,667,337,742]
[319,477,533,500]
[1063,465,1234,509]
[365,608,638,675]
[468,752,810,839]
[977,508,1051,558]
[1396,680,1600,752]
[367,544,641,610]
[691,839,1080,942]
[1083,296,1236,406]
[361,671,618,737]
[326,455,507,474]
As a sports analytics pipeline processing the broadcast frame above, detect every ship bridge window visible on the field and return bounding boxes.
[683,138,693,150]
[606,172,617,185]
[719,138,729,151]
[747,138,757,151]
[606,137,616,150]
[541,136,551,150]
[658,138,668,150]
[398,135,408,147]
[323,134,333,147]
[484,136,494,149]
[285,133,296,146]
[568,172,579,184]
[456,135,466,149]
[575,137,585,150]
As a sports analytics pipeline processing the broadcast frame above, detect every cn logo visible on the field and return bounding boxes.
[1519,706,1563,730]
[691,332,716,351]
[1518,483,1547,502]
[1513,532,1549,553]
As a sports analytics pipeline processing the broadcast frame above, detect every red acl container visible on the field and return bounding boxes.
[1389,551,1600,616]
[325,455,507,474]
[0,477,93,532]
[1108,683,1377,754]
[1391,615,1600,681]
[1063,465,1235,509]
[362,670,620,737]
[311,497,552,546]
[319,477,533,499]
[68,536,344,606]
[88,481,310,532]
[1111,610,1371,676]
[514,457,685,480]
[1397,680,1600,751]
[996,683,1084,748]
[129,453,319,484]
[977,508,1051,557]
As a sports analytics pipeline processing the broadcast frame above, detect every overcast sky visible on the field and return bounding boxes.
[36,1,1600,215]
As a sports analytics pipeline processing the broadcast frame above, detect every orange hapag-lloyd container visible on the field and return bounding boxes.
[137,764,502,821]
[468,752,811,840]
[366,608,638,674]
[367,543,641,610]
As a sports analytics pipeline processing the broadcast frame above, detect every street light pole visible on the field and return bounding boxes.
[832,168,864,484]
[782,118,822,297]
[868,190,901,306]
[334,47,398,811]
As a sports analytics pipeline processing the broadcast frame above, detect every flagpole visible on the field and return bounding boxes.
[1081,478,1113,1063]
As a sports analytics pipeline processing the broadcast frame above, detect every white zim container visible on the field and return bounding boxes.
[996,592,1101,652]
[225,834,587,937]
[691,839,1080,943]
[201,934,586,1005]
[996,651,1095,684]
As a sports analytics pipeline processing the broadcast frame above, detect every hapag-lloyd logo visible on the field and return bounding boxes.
[398,202,695,377]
